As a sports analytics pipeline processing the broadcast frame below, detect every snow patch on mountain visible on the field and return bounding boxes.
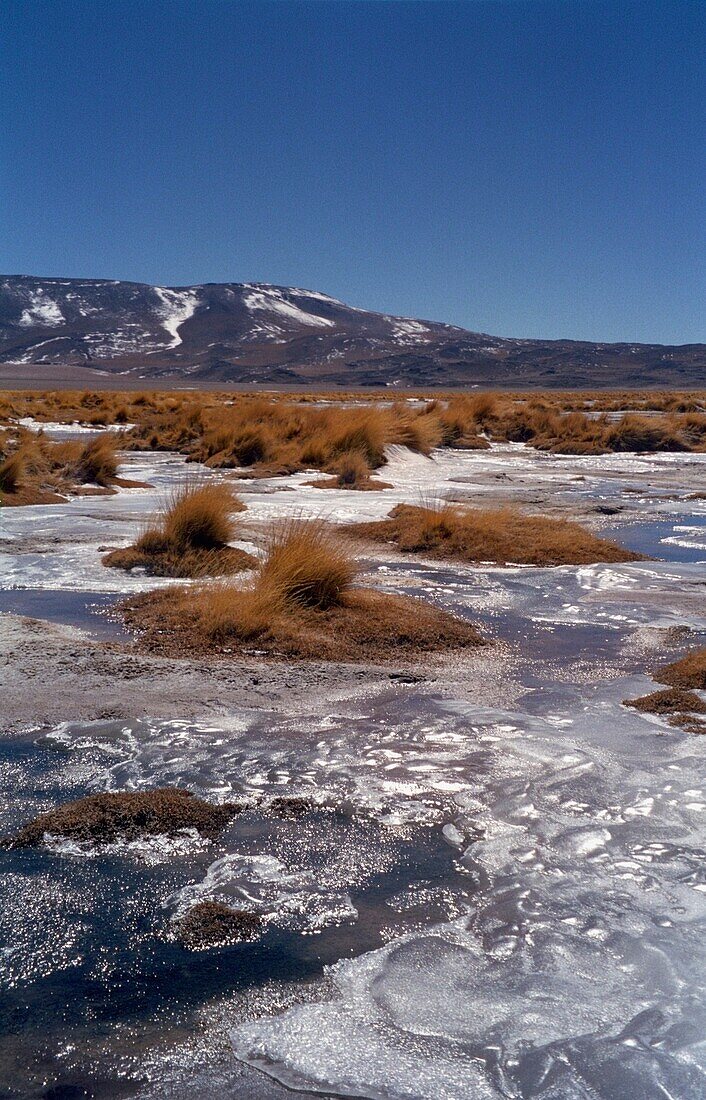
[388,318,432,346]
[153,288,201,348]
[243,286,335,329]
[18,290,64,328]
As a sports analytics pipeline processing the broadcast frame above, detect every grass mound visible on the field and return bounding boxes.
[73,433,119,485]
[5,789,241,849]
[309,449,393,491]
[175,902,263,950]
[624,688,706,715]
[350,502,643,567]
[122,518,484,661]
[104,482,256,578]
[656,648,706,690]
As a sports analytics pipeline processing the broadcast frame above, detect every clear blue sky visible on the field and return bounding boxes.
[2,1,704,343]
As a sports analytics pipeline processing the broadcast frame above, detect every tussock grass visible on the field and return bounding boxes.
[73,434,119,485]
[624,687,706,716]
[122,517,484,660]
[350,502,643,567]
[257,518,356,609]
[656,648,706,690]
[0,449,23,493]
[3,391,706,478]
[104,481,254,578]
[309,449,393,491]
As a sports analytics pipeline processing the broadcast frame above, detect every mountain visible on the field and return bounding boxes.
[0,275,704,388]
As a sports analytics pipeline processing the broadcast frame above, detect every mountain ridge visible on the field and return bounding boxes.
[1,274,704,388]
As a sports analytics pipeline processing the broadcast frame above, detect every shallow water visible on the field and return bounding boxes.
[1,443,705,1098]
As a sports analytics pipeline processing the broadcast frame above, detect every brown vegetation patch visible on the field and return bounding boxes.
[122,518,484,661]
[308,448,393,490]
[3,391,706,482]
[175,902,263,950]
[623,688,706,715]
[655,648,706,690]
[0,428,144,506]
[103,482,256,578]
[124,584,482,661]
[5,788,241,849]
[350,503,643,567]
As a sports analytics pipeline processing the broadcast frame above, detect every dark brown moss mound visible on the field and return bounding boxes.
[308,475,393,491]
[5,789,241,849]
[175,902,263,950]
[624,688,706,715]
[122,585,484,662]
[350,503,643,567]
[103,543,256,579]
[657,648,706,690]
[668,715,706,735]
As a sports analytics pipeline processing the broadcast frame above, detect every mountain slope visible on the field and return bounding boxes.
[1,275,704,388]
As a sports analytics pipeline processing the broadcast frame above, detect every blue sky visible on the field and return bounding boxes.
[2,1,704,343]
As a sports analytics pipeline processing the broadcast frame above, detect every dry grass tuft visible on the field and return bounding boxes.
[0,449,23,493]
[121,517,484,661]
[74,434,119,485]
[257,518,357,610]
[309,450,393,491]
[350,502,643,567]
[158,481,244,550]
[104,481,254,578]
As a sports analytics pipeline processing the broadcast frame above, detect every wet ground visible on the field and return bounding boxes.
[1,442,705,1099]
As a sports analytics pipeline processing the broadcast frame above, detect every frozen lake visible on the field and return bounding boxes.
[1,443,705,1098]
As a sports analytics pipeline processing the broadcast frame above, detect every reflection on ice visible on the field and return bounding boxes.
[229,684,706,1098]
[3,440,706,1096]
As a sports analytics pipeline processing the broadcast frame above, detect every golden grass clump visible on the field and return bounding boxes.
[104,481,255,578]
[73,434,119,485]
[0,449,23,493]
[309,450,393,491]
[122,517,484,660]
[257,518,357,609]
[350,502,644,567]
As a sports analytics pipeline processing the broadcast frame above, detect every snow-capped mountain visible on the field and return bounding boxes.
[0,275,704,387]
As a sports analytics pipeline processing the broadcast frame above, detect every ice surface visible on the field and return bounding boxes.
[229,681,706,1097]
[3,437,706,1096]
